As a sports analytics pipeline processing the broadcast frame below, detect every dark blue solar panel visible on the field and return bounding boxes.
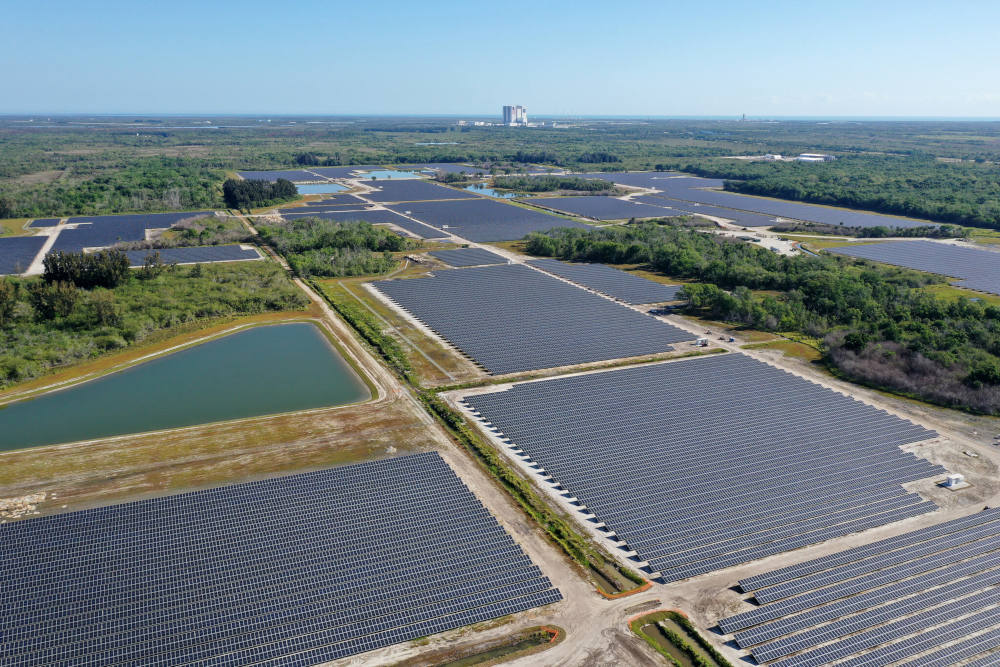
[0,452,561,665]
[386,199,589,242]
[0,236,47,275]
[524,196,674,221]
[123,246,261,267]
[362,180,479,203]
[27,218,60,228]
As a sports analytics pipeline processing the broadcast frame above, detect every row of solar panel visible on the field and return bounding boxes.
[429,247,508,267]
[527,258,681,304]
[465,353,941,583]
[830,240,1000,296]
[0,453,561,665]
[718,509,1000,666]
[373,264,691,374]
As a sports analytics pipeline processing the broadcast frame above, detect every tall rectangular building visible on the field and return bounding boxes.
[502,105,527,126]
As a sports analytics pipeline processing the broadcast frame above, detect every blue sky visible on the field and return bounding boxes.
[4,0,999,117]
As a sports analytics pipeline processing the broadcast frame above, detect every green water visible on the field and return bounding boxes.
[0,323,369,451]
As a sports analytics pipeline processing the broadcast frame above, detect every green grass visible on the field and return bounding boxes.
[0,219,32,237]
[742,340,822,362]
[629,611,731,667]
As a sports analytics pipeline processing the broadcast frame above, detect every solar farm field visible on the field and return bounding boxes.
[828,240,1000,295]
[524,195,674,220]
[721,509,1000,666]
[462,353,942,582]
[373,264,691,374]
[51,212,214,254]
[236,169,323,182]
[297,194,368,207]
[0,236,47,275]
[634,195,782,227]
[578,172,937,229]
[0,452,561,666]
[386,199,589,242]
[429,247,508,267]
[280,208,421,227]
[27,218,60,228]
[123,245,261,267]
[362,179,479,203]
[528,258,681,304]
[405,163,489,176]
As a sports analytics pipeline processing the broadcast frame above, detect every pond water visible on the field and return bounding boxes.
[464,184,524,199]
[357,169,422,180]
[0,323,369,451]
[296,183,348,194]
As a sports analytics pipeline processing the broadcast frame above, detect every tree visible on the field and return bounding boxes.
[0,279,16,326]
[43,250,131,289]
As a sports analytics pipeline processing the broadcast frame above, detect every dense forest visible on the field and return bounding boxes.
[256,218,413,277]
[492,175,616,193]
[222,178,297,210]
[0,261,307,388]
[525,224,1000,414]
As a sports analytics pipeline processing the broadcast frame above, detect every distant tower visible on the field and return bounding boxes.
[502,105,527,126]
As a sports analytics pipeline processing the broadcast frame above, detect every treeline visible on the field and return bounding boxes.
[43,249,131,288]
[657,156,1000,229]
[0,159,224,218]
[492,175,616,193]
[222,178,297,209]
[257,217,413,277]
[524,224,1000,414]
[578,151,620,163]
[771,221,970,239]
[0,261,307,388]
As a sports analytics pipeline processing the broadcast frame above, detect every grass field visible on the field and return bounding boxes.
[629,611,731,667]
[922,283,1000,306]
[743,339,823,362]
[0,218,33,237]
[316,276,485,387]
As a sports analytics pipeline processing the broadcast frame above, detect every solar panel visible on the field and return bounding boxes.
[50,212,214,254]
[524,196,675,221]
[528,258,681,304]
[373,264,691,374]
[829,240,1000,296]
[574,172,936,229]
[0,452,561,665]
[0,236,47,275]
[718,509,1000,666]
[27,218,60,228]
[123,245,261,267]
[237,170,323,182]
[464,353,941,584]
[429,247,508,267]
[362,180,479,203]
[385,198,589,242]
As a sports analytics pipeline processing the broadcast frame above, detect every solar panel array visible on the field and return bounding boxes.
[634,195,782,227]
[0,452,561,666]
[123,245,261,267]
[574,172,936,229]
[719,509,1000,666]
[386,198,589,242]
[373,264,690,374]
[829,240,1000,296]
[236,169,324,182]
[464,354,941,581]
[528,258,682,304]
[429,247,508,267]
[27,218,60,228]
[524,196,677,221]
[362,179,479,203]
[0,236,47,275]
[280,208,421,228]
[51,212,214,254]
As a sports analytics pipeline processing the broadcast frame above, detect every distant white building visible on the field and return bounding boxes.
[797,153,836,162]
[502,105,528,126]
[763,154,783,161]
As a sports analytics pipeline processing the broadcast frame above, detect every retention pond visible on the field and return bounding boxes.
[0,322,369,451]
